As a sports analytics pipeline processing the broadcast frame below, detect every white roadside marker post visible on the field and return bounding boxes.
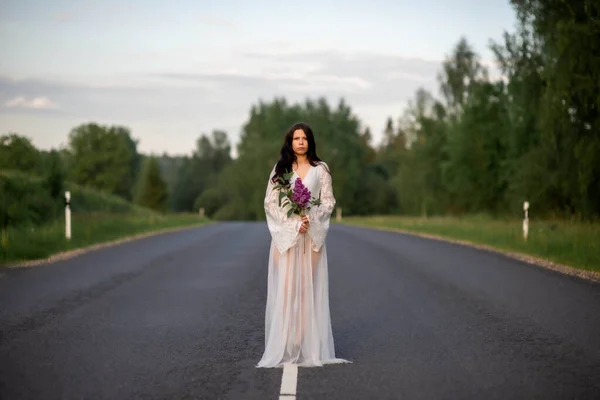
[65,191,71,240]
[523,201,529,241]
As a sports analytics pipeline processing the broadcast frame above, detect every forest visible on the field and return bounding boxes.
[2,0,599,234]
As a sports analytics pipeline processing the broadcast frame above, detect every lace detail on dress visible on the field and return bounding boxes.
[264,166,301,253]
[308,162,335,252]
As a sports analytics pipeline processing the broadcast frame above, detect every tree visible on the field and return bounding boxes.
[67,123,140,200]
[442,81,509,214]
[155,153,187,209]
[170,130,233,212]
[382,117,395,148]
[361,127,377,164]
[43,149,66,201]
[489,13,546,214]
[134,156,168,212]
[389,88,449,216]
[0,133,41,173]
[201,97,375,220]
[503,0,600,218]
[437,37,487,118]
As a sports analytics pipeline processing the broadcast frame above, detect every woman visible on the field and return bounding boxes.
[257,122,350,368]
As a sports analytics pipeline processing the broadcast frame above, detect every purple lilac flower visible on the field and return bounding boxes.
[292,178,311,208]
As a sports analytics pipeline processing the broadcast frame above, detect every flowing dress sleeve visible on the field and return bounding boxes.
[264,165,302,253]
[308,162,336,252]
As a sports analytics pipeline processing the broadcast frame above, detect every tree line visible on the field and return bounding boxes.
[2,0,598,222]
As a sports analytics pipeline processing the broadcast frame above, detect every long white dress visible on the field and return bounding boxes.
[257,161,350,368]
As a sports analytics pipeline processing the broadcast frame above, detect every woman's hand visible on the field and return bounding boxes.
[299,215,310,234]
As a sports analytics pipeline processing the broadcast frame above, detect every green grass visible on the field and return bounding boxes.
[342,215,600,273]
[1,212,210,266]
[1,169,211,266]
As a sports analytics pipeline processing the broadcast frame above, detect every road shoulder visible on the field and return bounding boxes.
[342,223,600,284]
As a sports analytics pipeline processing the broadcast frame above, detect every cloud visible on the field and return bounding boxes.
[198,15,237,29]
[47,1,137,25]
[55,13,72,22]
[0,75,76,94]
[385,70,435,83]
[237,49,442,100]
[0,50,449,153]
[152,72,298,88]
[280,74,372,93]
[148,50,439,103]
[4,96,58,110]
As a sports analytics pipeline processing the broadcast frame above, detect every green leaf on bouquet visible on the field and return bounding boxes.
[287,208,294,218]
[312,192,322,207]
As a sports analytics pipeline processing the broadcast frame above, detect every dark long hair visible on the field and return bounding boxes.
[271,122,326,183]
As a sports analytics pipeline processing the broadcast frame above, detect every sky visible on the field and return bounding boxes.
[0,0,517,157]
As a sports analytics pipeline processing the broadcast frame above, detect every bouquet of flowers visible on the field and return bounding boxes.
[273,170,321,219]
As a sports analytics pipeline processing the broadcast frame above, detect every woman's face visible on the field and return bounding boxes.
[292,129,308,156]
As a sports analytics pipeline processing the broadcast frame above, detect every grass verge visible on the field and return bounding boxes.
[342,215,600,275]
[1,212,210,267]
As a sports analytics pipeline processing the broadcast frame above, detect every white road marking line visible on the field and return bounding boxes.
[279,364,298,399]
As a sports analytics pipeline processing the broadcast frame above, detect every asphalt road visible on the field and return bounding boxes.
[1,222,599,399]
